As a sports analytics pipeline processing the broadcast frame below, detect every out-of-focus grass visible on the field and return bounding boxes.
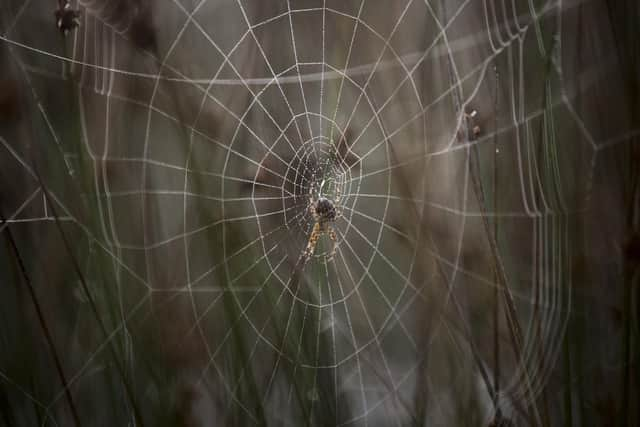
[1,0,639,426]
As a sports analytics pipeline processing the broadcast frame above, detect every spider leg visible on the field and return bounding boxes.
[326,225,337,262]
[308,175,318,200]
[334,207,343,219]
[334,179,342,204]
[302,222,322,262]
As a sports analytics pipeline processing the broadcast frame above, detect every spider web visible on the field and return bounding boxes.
[0,0,633,425]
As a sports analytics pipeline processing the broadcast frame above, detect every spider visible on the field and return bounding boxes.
[55,1,81,36]
[302,179,341,263]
